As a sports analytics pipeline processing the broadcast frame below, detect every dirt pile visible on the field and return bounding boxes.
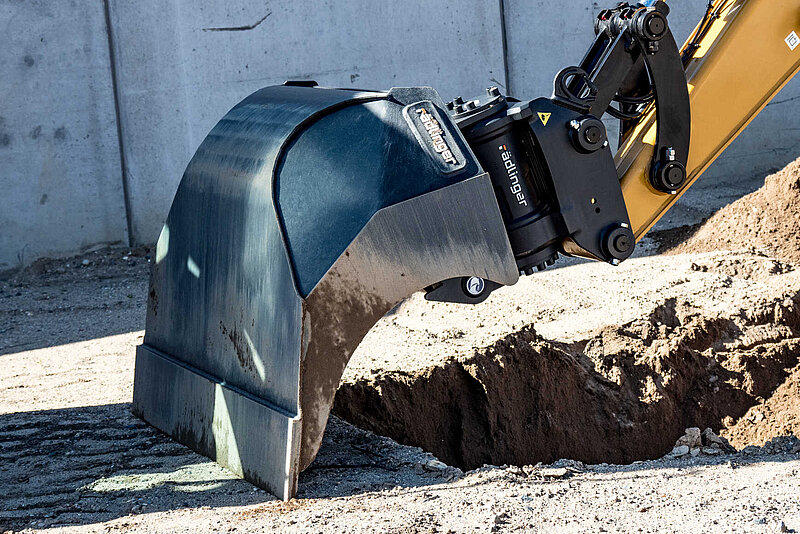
[673,156,800,261]
[334,293,800,469]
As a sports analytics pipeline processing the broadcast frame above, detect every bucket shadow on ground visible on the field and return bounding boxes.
[0,403,453,531]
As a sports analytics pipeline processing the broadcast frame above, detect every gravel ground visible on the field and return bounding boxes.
[2,245,800,534]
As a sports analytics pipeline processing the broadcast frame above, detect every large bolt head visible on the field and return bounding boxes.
[646,14,666,37]
[584,124,603,144]
[463,276,486,297]
[665,165,685,187]
[570,116,607,153]
[603,224,636,263]
[638,10,667,41]
[613,233,632,254]
[651,159,687,193]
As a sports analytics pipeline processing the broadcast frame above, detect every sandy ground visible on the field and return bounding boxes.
[2,245,800,533]
[2,166,800,533]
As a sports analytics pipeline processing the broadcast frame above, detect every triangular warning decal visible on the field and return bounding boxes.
[538,112,552,126]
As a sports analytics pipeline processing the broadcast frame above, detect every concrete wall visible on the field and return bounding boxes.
[106,0,506,244]
[0,0,127,270]
[2,0,799,268]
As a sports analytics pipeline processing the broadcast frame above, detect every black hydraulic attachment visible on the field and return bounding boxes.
[426,0,690,303]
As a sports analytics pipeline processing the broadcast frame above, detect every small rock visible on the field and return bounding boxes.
[690,448,700,457]
[423,459,448,472]
[780,520,791,533]
[754,518,767,525]
[522,465,538,477]
[701,447,721,455]
[505,465,525,477]
[702,428,736,452]
[81,259,90,266]
[492,512,510,531]
[551,459,585,472]
[668,445,690,458]
[540,467,570,479]
[675,427,702,449]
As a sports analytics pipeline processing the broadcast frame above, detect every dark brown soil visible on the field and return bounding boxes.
[723,364,800,448]
[672,156,800,261]
[334,294,800,469]
[666,156,800,447]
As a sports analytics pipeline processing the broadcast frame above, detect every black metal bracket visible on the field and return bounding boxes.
[517,98,634,264]
[563,0,691,194]
[424,277,503,304]
[633,28,690,195]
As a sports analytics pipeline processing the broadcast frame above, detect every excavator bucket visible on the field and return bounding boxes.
[132,83,519,499]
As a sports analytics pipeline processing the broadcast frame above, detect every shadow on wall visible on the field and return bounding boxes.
[0,403,452,530]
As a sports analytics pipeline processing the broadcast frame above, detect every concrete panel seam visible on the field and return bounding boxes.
[103,0,134,247]
[498,0,511,96]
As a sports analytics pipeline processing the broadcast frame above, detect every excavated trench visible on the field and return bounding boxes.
[333,157,800,469]
[334,295,800,469]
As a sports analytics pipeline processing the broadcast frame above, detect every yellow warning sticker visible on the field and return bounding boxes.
[538,112,551,126]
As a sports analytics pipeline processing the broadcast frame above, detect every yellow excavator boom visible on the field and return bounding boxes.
[619,0,800,239]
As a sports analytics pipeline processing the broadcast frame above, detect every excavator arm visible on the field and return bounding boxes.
[620,0,800,238]
[132,0,800,499]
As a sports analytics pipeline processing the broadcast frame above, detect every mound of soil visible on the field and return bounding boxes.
[672,156,800,262]
[334,294,800,469]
